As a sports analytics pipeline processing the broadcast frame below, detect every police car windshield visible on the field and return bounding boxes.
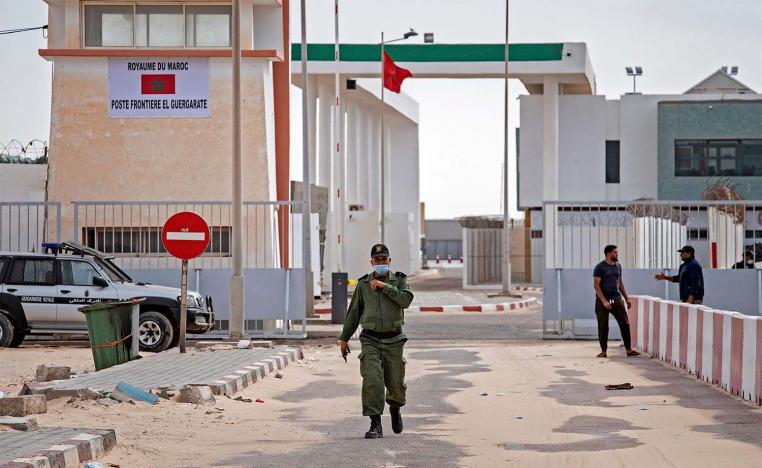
[94,258,131,283]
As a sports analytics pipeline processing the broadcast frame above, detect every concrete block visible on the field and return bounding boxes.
[72,433,105,459]
[195,340,272,350]
[18,384,102,401]
[46,445,80,466]
[35,365,71,382]
[0,395,47,417]
[177,385,216,406]
[0,416,39,431]
[10,457,49,468]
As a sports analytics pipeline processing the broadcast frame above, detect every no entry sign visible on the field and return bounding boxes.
[161,212,210,260]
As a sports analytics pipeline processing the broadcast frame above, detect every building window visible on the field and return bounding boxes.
[83,4,232,48]
[745,229,762,239]
[675,139,762,177]
[186,6,232,47]
[687,228,708,240]
[605,140,620,184]
[83,227,231,256]
[84,5,135,47]
[530,230,543,239]
[136,5,184,47]
[740,140,762,176]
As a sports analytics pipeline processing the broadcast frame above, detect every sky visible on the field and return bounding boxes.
[3,0,762,218]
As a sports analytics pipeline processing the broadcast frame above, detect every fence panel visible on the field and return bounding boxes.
[71,200,304,270]
[0,202,61,252]
[542,200,762,338]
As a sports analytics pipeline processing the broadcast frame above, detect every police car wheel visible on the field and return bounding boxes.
[139,311,174,352]
[0,314,15,348]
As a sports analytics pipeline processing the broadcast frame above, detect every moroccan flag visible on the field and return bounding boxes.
[141,74,176,94]
[383,52,412,93]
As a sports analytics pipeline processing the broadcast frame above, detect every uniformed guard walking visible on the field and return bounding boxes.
[339,243,414,439]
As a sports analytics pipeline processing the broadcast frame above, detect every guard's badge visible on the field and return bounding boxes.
[375,245,383,253]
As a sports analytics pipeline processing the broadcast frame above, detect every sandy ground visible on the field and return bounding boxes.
[0,345,95,396]
[2,328,761,467]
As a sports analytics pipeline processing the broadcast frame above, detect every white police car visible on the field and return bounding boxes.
[0,242,214,351]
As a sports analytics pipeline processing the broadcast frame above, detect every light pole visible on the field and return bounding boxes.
[625,66,643,94]
[502,0,512,294]
[380,28,418,243]
[229,0,244,340]
[300,0,313,316]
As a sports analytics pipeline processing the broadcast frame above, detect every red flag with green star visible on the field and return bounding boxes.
[141,74,176,94]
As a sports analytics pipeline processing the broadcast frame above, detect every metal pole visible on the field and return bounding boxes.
[380,32,386,243]
[179,259,188,353]
[334,0,344,270]
[501,0,512,293]
[229,0,245,340]
[300,0,314,316]
[131,301,139,358]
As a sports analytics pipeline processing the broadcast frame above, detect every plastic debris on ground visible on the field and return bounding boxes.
[112,382,158,405]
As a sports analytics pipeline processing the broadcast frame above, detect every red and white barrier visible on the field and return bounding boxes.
[629,295,762,405]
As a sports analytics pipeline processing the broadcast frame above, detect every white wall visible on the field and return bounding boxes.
[519,93,762,207]
[0,164,47,202]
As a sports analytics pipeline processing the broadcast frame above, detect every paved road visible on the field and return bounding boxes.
[205,305,762,467]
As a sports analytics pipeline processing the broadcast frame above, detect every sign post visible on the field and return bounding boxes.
[161,212,210,353]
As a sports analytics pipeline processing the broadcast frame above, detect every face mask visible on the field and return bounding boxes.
[372,264,389,275]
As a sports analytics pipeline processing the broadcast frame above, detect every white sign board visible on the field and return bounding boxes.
[108,58,210,118]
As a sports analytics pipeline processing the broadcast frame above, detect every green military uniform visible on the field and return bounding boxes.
[340,269,414,416]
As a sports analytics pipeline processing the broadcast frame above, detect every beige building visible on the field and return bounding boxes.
[40,0,292,268]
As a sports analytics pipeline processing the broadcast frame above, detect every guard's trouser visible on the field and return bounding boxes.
[358,333,407,416]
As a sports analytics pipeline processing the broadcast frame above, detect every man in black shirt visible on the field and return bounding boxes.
[593,245,640,358]
[655,245,704,304]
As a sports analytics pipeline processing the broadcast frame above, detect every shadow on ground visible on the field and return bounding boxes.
[525,357,762,451]
[501,415,647,452]
[213,348,490,467]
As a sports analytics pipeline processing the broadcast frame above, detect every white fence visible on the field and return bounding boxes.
[0,202,61,252]
[542,201,762,338]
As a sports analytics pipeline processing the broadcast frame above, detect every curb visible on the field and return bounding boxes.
[315,296,539,315]
[201,347,304,396]
[0,429,116,468]
[409,297,538,313]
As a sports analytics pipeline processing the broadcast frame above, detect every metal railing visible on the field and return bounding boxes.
[0,202,61,252]
[543,200,762,270]
[72,200,305,269]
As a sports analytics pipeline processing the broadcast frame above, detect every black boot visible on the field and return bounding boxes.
[365,415,383,439]
[390,407,403,434]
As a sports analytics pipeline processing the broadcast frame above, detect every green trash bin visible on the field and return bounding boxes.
[80,299,143,371]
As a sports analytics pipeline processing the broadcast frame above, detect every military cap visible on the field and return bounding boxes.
[371,243,390,258]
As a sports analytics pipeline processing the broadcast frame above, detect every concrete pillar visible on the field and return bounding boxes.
[317,79,332,188]
[307,75,318,185]
[367,111,380,211]
[345,100,359,205]
[543,76,560,268]
[542,76,559,201]
[359,107,372,209]
[383,120,393,213]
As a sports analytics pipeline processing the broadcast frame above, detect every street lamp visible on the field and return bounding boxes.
[625,66,643,94]
[379,28,418,244]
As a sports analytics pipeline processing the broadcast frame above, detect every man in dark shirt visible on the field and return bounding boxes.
[593,245,639,358]
[655,245,704,304]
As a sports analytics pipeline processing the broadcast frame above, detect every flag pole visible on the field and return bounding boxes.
[380,32,386,244]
